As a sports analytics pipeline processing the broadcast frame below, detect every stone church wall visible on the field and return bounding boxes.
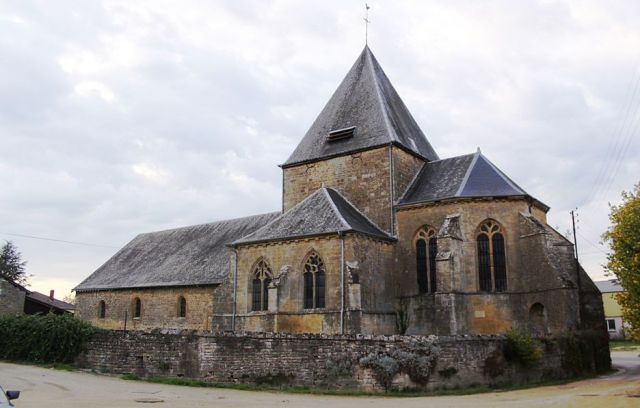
[391,146,424,203]
[395,199,588,336]
[78,330,610,392]
[282,147,394,232]
[75,286,216,331]
[220,233,397,335]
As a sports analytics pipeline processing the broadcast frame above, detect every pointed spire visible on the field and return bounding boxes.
[283,47,438,167]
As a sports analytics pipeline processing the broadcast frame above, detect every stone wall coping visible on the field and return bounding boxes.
[103,329,509,342]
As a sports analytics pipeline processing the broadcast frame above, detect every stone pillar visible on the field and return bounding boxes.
[268,266,290,313]
[267,287,278,312]
[346,261,361,311]
[436,214,464,293]
[436,214,464,335]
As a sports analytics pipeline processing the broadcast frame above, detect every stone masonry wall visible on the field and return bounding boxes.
[394,199,585,336]
[0,279,25,316]
[217,233,397,335]
[75,286,217,331]
[79,330,609,392]
[282,146,393,232]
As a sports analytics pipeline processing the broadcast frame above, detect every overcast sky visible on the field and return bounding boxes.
[1,0,638,299]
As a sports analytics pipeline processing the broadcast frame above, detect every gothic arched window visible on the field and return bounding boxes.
[178,296,186,318]
[415,227,438,293]
[251,259,272,311]
[477,220,507,292]
[303,252,325,309]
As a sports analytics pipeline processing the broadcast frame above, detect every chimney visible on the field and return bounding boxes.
[49,289,55,301]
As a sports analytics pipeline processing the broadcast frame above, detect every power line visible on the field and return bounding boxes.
[585,58,640,204]
[576,230,607,255]
[0,232,118,249]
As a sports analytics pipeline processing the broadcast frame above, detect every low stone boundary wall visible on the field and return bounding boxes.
[77,330,609,391]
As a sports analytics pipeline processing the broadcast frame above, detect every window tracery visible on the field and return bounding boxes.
[303,252,325,309]
[415,227,438,293]
[477,220,507,292]
[251,259,272,311]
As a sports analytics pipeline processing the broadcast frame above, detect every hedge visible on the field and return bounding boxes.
[0,313,99,363]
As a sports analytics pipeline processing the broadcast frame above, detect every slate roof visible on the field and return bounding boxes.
[26,291,75,312]
[283,46,438,167]
[594,279,624,293]
[399,150,548,210]
[233,187,393,245]
[74,212,279,292]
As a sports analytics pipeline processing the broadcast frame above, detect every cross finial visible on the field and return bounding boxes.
[364,4,371,45]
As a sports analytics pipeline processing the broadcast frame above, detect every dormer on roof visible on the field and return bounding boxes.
[283,46,438,167]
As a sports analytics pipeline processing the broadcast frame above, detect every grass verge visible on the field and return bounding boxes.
[119,373,598,398]
[609,340,640,351]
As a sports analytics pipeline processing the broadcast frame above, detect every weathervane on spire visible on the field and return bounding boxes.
[364,4,370,45]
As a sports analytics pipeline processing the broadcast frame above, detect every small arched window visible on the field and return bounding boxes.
[98,300,106,319]
[133,297,141,318]
[415,227,438,293]
[178,296,186,318]
[303,252,325,309]
[251,259,272,311]
[529,303,547,335]
[477,220,507,292]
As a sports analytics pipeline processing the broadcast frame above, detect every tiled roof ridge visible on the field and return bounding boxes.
[139,211,281,237]
[324,187,390,237]
[321,187,351,231]
[365,46,397,144]
[455,149,481,196]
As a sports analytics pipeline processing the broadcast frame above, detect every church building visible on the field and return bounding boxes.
[74,47,604,336]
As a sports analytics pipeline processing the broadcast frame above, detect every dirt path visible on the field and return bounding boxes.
[1,351,638,408]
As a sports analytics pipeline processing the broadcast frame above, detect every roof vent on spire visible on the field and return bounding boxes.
[283,46,438,167]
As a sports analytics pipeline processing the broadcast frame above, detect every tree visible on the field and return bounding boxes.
[0,241,28,286]
[603,183,640,340]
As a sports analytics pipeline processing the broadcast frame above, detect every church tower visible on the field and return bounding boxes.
[281,46,438,233]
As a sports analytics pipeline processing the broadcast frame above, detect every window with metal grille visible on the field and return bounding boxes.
[477,220,507,292]
[251,259,272,311]
[303,252,326,309]
[493,233,507,292]
[416,239,428,293]
[478,235,492,291]
[429,237,438,292]
[415,227,438,294]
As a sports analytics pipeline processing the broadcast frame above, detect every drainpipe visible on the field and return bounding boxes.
[339,231,345,335]
[231,246,238,332]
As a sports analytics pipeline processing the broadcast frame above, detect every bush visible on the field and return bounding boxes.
[326,353,355,378]
[359,337,440,389]
[359,353,399,389]
[0,313,99,363]
[557,330,611,375]
[504,327,542,366]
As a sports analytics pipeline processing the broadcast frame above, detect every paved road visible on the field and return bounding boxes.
[1,351,639,408]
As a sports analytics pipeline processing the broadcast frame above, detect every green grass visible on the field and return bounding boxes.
[119,373,598,398]
[609,340,640,351]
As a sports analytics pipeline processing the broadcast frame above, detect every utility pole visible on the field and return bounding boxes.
[570,209,583,328]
